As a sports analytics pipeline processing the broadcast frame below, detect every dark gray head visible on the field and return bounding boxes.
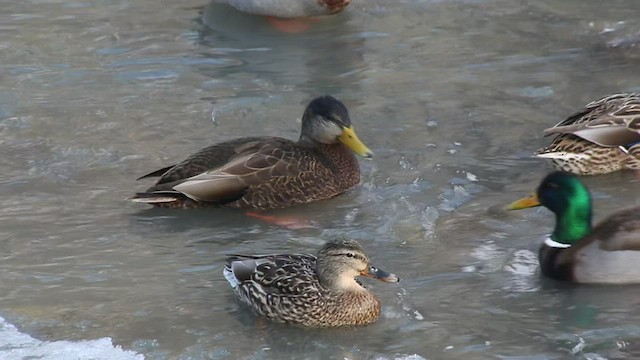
[299,96,373,158]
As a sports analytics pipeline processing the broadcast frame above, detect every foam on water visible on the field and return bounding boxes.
[0,316,144,360]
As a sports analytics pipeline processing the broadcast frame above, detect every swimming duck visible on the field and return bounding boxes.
[508,171,640,284]
[131,96,372,210]
[536,93,640,175]
[223,238,399,327]
[214,0,351,18]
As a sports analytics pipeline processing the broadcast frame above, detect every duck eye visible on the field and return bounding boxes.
[346,253,354,258]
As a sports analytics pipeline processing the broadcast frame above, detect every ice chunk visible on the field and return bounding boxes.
[0,316,144,360]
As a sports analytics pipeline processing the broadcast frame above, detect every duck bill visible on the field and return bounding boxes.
[360,266,400,283]
[339,126,373,158]
[507,194,541,210]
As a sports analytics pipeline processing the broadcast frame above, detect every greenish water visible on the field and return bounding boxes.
[1,0,640,359]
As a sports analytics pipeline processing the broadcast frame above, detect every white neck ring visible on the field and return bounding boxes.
[544,236,571,249]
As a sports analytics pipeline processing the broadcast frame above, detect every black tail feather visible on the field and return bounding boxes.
[136,165,177,181]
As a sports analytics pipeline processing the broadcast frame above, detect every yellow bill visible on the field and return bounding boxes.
[339,126,373,158]
[507,194,541,210]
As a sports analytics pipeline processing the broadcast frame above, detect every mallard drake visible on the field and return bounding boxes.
[215,0,351,18]
[223,238,399,327]
[536,93,640,175]
[130,96,372,210]
[508,171,640,284]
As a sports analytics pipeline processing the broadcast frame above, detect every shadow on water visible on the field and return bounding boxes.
[125,200,359,252]
[193,1,368,97]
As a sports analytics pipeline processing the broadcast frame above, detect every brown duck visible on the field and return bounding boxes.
[536,93,640,175]
[223,238,399,327]
[131,96,372,209]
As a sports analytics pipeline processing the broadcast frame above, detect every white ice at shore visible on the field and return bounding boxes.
[0,316,144,360]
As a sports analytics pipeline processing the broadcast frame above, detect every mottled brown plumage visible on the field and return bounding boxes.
[130,96,372,210]
[223,239,399,327]
[536,93,640,175]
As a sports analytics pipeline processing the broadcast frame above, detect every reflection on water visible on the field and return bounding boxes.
[1,0,640,358]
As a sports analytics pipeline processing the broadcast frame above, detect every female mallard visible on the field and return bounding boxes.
[131,96,372,210]
[223,238,399,327]
[536,93,640,175]
[215,0,351,18]
[508,171,640,284]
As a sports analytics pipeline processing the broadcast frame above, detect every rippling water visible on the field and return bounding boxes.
[1,0,640,359]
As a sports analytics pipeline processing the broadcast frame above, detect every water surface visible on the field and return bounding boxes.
[1,0,640,359]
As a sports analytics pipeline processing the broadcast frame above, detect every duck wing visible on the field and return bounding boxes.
[543,93,640,147]
[170,139,306,203]
[558,206,640,284]
[589,206,640,251]
[225,254,319,296]
[141,137,272,185]
[138,137,309,203]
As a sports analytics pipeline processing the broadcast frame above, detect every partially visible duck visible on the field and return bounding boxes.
[536,93,640,175]
[508,171,640,284]
[214,0,351,18]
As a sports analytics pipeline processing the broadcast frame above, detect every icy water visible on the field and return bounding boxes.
[2,0,640,359]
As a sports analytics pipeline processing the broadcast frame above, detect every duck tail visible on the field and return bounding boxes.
[128,191,181,204]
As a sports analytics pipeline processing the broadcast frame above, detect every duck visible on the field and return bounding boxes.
[130,95,372,210]
[536,93,640,175]
[214,0,352,18]
[507,171,640,284]
[223,238,399,327]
